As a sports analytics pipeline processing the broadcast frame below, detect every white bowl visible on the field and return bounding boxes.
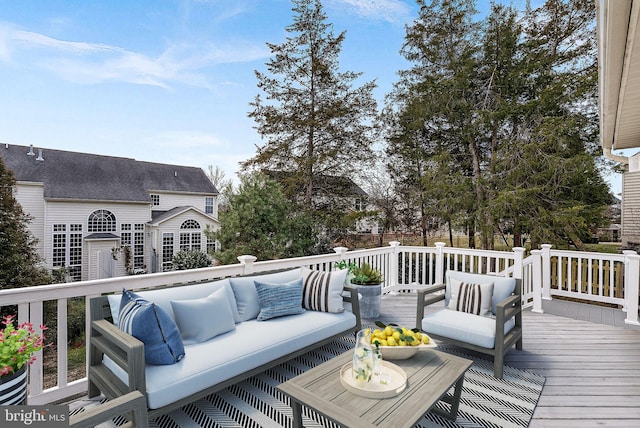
[378,341,437,360]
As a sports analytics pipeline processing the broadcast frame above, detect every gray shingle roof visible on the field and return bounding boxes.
[1,144,218,202]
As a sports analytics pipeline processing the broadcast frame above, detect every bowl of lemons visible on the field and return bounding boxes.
[370,324,435,360]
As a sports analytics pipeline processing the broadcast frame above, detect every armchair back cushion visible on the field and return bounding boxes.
[445,271,516,315]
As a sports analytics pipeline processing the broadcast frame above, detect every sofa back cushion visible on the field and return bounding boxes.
[108,279,240,326]
[445,271,516,315]
[229,268,302,322]
[170,286,237,344]
[301,267,347,313]
[119,289,185,365]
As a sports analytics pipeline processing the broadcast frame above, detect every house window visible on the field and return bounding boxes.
[162,233,174,272]
[206,237,216,254]
[88,210,116,232]
[121,223,145,269]
[205,197,214,214]
[355,198,365,211]
[180,220,202,251]
[52,223,83,281]
[151,194,160,206]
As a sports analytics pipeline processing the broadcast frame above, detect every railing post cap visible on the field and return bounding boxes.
[435,242,446,247]
[512,247,526,253]
[531,249,542,254]
[333,246,349,254]
[541,244,553,249]
[388,241,401,247]
[237,255,257,263]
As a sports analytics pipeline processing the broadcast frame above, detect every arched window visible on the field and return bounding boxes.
[88,210,116,232]
[180,220,202,251]
[180,219,201,230]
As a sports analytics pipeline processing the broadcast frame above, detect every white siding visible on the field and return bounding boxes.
[44,201,150,280]
[13,183,46,256]
[622,171,640,246]
[151,192,218,219]
[150,210,219,272]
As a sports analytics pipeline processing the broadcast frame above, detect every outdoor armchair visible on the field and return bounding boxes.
[416,271,523,379]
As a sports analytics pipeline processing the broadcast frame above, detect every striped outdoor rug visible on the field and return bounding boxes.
[74,334,544,428]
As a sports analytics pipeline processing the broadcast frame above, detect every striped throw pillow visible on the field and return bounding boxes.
[301,268,347,313]
[448,278,494,316]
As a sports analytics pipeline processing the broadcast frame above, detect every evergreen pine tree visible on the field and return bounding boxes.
[0,156,51,290]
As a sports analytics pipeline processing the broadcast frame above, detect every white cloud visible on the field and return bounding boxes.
[331,0,412,23]
[0,22,269,89]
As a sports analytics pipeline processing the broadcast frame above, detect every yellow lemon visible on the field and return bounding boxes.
[373,329,384,338]
[392,331,401,341]
[383,326,393,337]
[415,332,423,341]
[386,337,397,346]
[422,335,430,345]
[379,339,388,346]
[398,340,407,346]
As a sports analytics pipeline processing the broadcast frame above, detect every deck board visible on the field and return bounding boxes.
[373,294,640,427]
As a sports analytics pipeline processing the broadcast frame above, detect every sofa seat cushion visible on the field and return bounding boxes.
[421,309,515,349]
[104,309,356,409]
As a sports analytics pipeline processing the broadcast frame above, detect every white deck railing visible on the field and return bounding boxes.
[0,241,638,405]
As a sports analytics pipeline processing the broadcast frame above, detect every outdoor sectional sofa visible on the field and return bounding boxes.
[87,267,361,421]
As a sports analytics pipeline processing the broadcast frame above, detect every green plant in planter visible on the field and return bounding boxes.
[350,263,382,285]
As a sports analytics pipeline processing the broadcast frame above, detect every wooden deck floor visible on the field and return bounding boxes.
[374,294,640,428]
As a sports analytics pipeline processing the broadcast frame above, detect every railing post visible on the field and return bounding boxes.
[435,242,446,284]
[237,255,257,275]
[512,247,525,279]
[541,244,553,300]
[531,249,544,313]
[388,241,401,290]
[622,250,640,325]
[333,246,348,261]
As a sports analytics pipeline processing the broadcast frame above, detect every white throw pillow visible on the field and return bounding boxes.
[301,267,347,313]
[448,278,494,316]
[170,287,236,345]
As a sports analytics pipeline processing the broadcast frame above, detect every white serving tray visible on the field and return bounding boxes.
[339,361,407,398]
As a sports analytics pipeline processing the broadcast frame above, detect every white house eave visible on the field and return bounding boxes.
[148,206,219,227]
[598,0,640,156]
[44,198,150,204]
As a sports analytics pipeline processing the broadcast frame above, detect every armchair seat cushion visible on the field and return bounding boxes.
[421,309,515,349]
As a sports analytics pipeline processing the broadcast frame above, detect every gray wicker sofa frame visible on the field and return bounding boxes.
[416,278,523,379]
[87,283,362,421]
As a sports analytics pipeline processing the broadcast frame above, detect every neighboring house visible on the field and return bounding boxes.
[1,144,219,280]
[598,1,640,247]
[264,170,375,232]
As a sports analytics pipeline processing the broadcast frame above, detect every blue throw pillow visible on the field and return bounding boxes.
[118,289,185,365]
[254,279,305,321]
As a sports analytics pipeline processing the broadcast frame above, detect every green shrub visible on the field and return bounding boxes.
[172,250,212,270]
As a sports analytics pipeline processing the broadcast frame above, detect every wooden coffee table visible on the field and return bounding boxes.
[277,349,472,428]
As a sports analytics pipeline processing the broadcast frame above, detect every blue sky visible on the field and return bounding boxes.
[0,0,622,194]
